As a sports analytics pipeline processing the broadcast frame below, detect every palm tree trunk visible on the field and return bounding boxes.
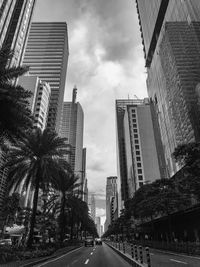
[27,172,40,248]
[60,191,66,242]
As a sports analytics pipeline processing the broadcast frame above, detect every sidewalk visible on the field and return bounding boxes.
[0,245,82,267]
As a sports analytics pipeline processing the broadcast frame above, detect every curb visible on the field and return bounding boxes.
[105,242,146,267]
[21,246,82,267]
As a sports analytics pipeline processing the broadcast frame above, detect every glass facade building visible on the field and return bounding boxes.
[0,0,36,66]
[136,0,200,176]
[23,22,69,132]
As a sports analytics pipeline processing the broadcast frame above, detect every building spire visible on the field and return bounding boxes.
[72,85,77,103]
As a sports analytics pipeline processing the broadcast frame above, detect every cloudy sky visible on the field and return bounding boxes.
[33,0,147,225]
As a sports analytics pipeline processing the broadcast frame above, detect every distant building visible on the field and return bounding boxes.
[116,98,165,208]
[59,87,84,188]
[95,217,101,237]
[0,0,36,67]
[91,194,96,222]
[83,178,88,204]
[18,76,51,130]
[23,22,69,132]
[123,98,162,197]
[105,176,118,232]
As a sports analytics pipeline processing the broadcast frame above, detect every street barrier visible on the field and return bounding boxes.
[106,241,150,267]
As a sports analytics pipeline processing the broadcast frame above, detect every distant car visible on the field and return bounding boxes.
[95,238,102,245]
[85,237,94,247]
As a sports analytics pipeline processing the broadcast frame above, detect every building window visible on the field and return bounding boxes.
[139,182,143,187]
[132,119,136,123]
[136,157,141,161]
[135,145,139,149]
[133,124,137,128]
[135,140,139,144]
[138,169,142,174]
[132,110,136,113]
[137,163,142,167]
[134,134,138,138]
[138,175,143,181]
[136,151,140,155]
[133,129,138,133]
[132,114,136,118]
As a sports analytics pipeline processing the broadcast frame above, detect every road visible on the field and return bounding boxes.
[35,243,132,267]
[150,247,200,267]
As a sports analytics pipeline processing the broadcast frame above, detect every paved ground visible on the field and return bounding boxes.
[34,243,132,267]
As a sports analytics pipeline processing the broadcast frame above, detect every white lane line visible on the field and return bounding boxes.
[93,248,95,251]
[90,252,93,255]
[170,259,188,265]
[36,247,83,267]
[84,259,89,264]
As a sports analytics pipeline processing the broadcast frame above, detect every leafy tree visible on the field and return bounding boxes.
[3,128,70,247]
[173,142,200,200]
[0,48,33,145]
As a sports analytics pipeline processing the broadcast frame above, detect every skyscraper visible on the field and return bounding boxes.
[59,87,84,184]
[123,98,162,197]
[18,76,51,130]
[95,217,101,237]
[135,0,200,176]
[91,194,96,222]
[105,176,118,232]
[0,0,36,66]
[23,22,69,132]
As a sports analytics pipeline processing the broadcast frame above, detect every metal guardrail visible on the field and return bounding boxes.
[107,241,151,267]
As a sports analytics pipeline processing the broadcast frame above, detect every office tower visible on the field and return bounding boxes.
[83,178,88,204]
[0,0,36,67]
[23,22,69,132]
[105,176,118,232]
[91,194,96,222]
[135,1,200,176]
[123,98,162,197]
[18,76,51,130]
[100,225,103,237]
[59,88,84,183]
[81,148,86,194]
[95,217,101,237]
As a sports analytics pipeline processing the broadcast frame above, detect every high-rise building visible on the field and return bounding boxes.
[95,217,101,237]
[123,98,162,197]
[105,176,118,232]
[0,0,36,67]
[116,98,165,207]
[59,87,84,184]
[18,76,51,130]
[83,178,88,204]
[135,0,200,176]
[23,22,69,132]
[91,194,96,222]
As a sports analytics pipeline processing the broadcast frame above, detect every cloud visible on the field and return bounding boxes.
[33,0,147,213]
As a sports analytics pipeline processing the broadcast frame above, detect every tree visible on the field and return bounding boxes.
[173,142,200,200]
[0,48,33,145]
[3,128,70,247]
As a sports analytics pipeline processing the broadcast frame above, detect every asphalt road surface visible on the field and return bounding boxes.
[35,243,132,267]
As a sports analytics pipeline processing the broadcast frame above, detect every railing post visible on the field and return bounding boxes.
[145,247,151,267]
[139,245,143,264]
[134,245,138,261]
[123,242,125,253]
[131,243,134,258]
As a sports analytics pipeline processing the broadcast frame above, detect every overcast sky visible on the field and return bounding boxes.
[33,0,147,226]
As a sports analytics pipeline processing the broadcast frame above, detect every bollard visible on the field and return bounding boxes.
[134,245,138,261]
[139,245,143,264]
[123,242,125,253]
[131,243,134,258]
[145,247,151,267]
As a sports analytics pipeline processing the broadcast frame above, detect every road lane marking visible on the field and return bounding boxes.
[35,247,83,267]
[151,249,200,260]
[84,259,89,264]
[170,259,188,265]
[90,252,93,255]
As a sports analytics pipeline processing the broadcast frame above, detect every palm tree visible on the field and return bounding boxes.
[0,47,33,145]
[3,128,70,247]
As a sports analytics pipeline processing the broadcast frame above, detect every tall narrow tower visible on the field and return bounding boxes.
[23,22,69,132]
[91,194,96,222]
